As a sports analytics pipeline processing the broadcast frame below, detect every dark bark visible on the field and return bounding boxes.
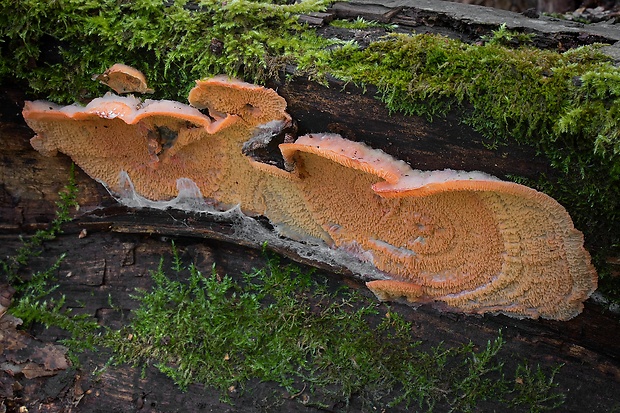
[272,76,554,180]
[329,0,620,48]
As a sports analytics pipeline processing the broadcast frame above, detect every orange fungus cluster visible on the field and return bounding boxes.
[22,74,597,320]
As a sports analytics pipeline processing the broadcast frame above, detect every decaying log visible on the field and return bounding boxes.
[1,84,620,410]
[1,0,620,410]
[330,0,620,50]
[272,76,554,180]
[1,227,619,412]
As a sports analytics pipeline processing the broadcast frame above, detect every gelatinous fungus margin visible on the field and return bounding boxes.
[22,78,597,321]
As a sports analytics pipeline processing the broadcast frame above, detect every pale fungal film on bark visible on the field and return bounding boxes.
[22,75,597,320]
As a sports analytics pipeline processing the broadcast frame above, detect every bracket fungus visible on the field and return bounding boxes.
[280,134,597,320]
[92,63,155,94]
[22,77,597,320]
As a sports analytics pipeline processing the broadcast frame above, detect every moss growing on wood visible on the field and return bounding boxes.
[101,246,565,410]
[6,238,566,411]
[0,0,333,102]
[328,34,620,286]
[1,1,619,291]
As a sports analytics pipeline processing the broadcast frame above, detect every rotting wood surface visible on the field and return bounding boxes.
[326,0,620,53]
[1,82,620,412]
[0,230,619,412]
[272,75,554,181]
[2,0,620,409]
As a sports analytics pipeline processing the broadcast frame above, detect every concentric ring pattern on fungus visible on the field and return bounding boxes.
[23,76,597,320]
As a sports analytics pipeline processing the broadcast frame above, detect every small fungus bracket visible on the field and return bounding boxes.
[92,63,155,94]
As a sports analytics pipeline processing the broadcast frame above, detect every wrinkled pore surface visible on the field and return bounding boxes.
[22,80,597,320]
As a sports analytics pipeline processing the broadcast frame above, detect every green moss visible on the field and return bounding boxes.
[328,33,620,283]
[0,0,332,102]
[101,247,564,410]
[480,23,535,46]
[1,3,619,292]
[73,245,566,410]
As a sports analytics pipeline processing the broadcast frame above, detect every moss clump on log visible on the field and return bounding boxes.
[0,0,333,102]
[6,235,566,411]
[328,34,620,293]
[1,0,619,294]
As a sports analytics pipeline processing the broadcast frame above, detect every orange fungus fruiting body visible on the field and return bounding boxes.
[22,78,597,321]
[92,63,155,94]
